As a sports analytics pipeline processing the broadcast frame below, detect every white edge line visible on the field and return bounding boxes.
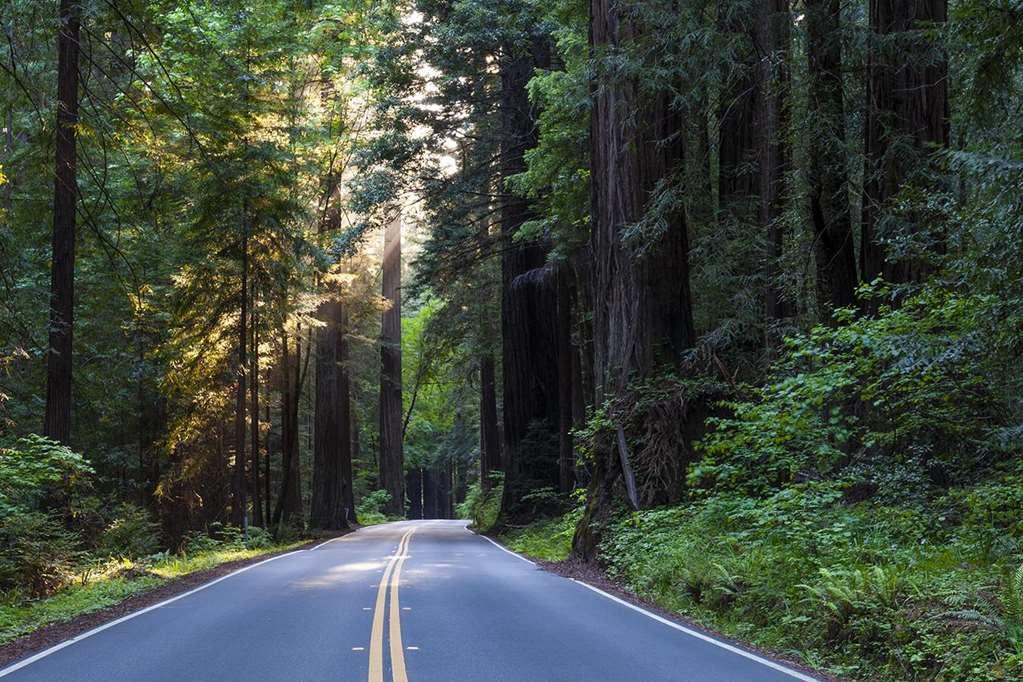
[570,579,819,682]
[0,550,306,678]
[472,531,536,566]
[310,535,346,551]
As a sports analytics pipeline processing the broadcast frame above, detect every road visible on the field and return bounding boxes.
[0,520,817,681]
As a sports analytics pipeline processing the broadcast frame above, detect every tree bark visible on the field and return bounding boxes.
[274,328,303,526]
[755,0,792,325]
[862,0,949,284]
[573,0,696,560]
[310,298,348,530]
[805,0,859,317]
[231,228,248,529]
[43,0,81,445]
[498,36,562,521]
[479,354,500,492]
[557,267,574,494]
[378,213,404,516]
[338,303,355,523]
[250,309,261,526]
[406,468,423,520]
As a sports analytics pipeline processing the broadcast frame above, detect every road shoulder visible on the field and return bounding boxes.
[479,530,835,682]
[0,534,347,670]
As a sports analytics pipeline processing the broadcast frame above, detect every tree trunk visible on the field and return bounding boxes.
[338,303,355,524]
[805,0,858,317]
[573,0,696,560]
[43,0,81,445]
[232,229,248,529]
[378,213,404,516]
[406,468,423,520]
[557,267,574,494]
[264,400,272,523]
[498,37,562,521]
[422,468,437,519]
[479,354,500,492]
[755,0,792,325]
[274,328,303,526]
[311,298,348,530]
[250,310,262,527]
[862,0,949,284]
[718,10,758,215]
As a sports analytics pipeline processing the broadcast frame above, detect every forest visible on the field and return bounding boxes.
[2,0,1023,679]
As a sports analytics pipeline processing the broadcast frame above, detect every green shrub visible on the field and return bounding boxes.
[100,505,161,559]
[457,473,503,531]
[357,490,392,526]
[502,501,583,562]
[0,512,83,597]
[244,526,272,549]
[0,435,93,516]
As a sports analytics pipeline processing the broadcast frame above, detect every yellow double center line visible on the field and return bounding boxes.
[369,527,415,682]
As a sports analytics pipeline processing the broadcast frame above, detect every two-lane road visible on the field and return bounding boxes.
[0,521,817,681]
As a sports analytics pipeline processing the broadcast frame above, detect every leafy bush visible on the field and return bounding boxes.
[244,527,272,549]
[694,290,1005,498]
[100,505,161,559]
[502,497,583,562]
[356,490,392,526]
[0,435,93,516]
[0,512,83,597]
[595,482,1023,680]
[457,473,503,531]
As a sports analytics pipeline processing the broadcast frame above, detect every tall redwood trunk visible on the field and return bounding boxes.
[573,0,696,559]
[250,309,261,526]
[755,0,792,325]
[862,0,949,284]
[498,37,562,521]
[338,303,355,522]
[805,0,858,317]
[274,328,303,526]
[406,468,423,520]
[43,0,81,445]
[556,268,574,494]
[479,354,500,492]
[378,214,404,516]
[311,298,347,530]
[231,229,248,528]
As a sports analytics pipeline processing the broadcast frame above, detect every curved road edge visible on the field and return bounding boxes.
[468,524,830,682]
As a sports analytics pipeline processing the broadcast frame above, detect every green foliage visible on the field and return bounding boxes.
[0,538,302,646]
[356,490,392,526]
[695,288,1009,498]
[456,473,503,531]
[0,512,83,598]
[502,503,583,563]
[99,505,162,560]
[596,479,1023,680]
[0,436,94,516]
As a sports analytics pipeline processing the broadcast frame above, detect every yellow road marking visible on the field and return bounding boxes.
[389,529,413,682]
[368,528,415,682]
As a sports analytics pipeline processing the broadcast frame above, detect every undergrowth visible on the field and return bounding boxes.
[0,535,304,646]
[596,478,1023,681]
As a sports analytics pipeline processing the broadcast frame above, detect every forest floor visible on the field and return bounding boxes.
[0,533,350,667]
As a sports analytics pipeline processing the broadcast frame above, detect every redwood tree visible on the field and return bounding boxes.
[498,37,563,520]
[805,0,858,316]
[43,0,81,444]
[573,0,696,559]
[862,0,949,284]
[378,213,404,516]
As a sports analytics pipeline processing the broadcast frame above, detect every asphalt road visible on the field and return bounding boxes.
[0,520,818,681]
